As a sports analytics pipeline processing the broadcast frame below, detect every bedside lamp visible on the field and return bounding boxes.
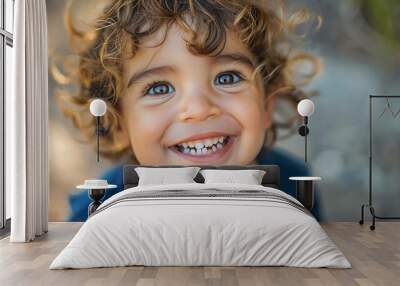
[297,99,315,163]
[90,99,107,162]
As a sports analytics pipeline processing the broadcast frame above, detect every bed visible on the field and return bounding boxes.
[50,165,350,269]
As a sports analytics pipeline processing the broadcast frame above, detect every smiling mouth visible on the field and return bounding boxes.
[173,136,231,156]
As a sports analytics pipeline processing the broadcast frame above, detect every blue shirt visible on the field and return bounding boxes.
[68,147,322,221]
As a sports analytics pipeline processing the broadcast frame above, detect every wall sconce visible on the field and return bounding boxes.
[89,99,107,162]
[297,99,315,163]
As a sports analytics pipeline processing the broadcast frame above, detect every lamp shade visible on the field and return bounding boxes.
[297,99,315,117]
[90,99,107,117]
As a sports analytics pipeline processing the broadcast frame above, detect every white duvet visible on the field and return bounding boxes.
[50,183,351,269]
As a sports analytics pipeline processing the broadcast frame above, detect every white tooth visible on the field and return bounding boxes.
[196,149,202,155]
[183,148,190,154]
[213,138,219,144]
[189,142,195,148]
[217,143,223,149]
[190,149,196,155]
[212,146,217,152]
[218,137,225,143]
[182,143,188,148]
[204,139,212,147]
[195,142,204,149]
[202,148,208,154]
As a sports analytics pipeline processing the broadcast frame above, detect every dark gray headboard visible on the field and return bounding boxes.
[123,165,280,189]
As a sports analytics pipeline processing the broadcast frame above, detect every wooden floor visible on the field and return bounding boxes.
[0,222,399,286]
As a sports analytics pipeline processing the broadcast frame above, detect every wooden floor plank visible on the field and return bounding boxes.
[0,222,399,286]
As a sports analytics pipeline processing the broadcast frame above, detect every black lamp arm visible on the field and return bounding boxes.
[298,116,309,163]
[96,126,108,136]
[298,116,309,137]
[95,116,108,162]
[95,118,108,136]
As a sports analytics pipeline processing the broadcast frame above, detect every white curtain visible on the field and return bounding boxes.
[7,0,49,242]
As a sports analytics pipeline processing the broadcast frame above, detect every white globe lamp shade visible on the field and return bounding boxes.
[297,99,315,117]
[90,99,107,117]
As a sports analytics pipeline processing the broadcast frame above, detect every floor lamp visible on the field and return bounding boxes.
[359,95,400,230]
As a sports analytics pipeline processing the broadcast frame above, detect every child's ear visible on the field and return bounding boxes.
[264,94,276,130]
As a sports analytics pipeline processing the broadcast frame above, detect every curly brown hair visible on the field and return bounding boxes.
[54,0,322,161]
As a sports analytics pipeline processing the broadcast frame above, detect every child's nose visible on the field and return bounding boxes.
[178,89,221,123]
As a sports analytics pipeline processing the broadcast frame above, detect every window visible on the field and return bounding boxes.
[0,0,14,232]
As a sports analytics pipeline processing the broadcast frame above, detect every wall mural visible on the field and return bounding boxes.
[47,0,400,222]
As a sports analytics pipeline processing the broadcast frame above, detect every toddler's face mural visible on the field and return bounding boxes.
[120,25,273,165]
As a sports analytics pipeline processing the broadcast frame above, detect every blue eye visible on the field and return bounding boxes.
[145,82,175,96]
[214,72,243,85]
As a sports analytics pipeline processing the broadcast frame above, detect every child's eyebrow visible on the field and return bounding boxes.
[127,66,174,88]
[213,53,256,69]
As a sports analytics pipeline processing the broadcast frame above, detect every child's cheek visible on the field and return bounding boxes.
[122,100,176,164]
[219,89,266,163]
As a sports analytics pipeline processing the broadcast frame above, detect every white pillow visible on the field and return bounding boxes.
[135,167,200,186]
[200,169,266,185]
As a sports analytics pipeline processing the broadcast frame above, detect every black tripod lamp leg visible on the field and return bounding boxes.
[359,204,365,225]
[369,206,376,231]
